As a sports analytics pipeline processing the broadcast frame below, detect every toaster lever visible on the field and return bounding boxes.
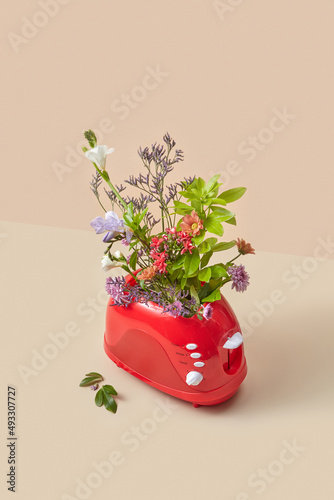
[223,332,243,349]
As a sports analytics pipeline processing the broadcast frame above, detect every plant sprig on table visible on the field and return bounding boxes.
[79,372,118,414]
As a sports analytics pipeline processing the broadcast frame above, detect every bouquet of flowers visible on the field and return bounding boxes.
[83,130,254,320]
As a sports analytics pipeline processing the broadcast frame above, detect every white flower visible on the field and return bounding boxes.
[114,250,124,259]
[101,255,123,272]
[85,145,114,170]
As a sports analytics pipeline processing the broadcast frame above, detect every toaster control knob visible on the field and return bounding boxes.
[186,371,203,386]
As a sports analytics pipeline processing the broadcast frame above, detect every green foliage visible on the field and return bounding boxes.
[184,249,200,277]
[83,130,252,315]
[95,385,118,413]
[79,372,103,387]
[212,241,236,252]
[79,372,118,414]
[217,187,246,203]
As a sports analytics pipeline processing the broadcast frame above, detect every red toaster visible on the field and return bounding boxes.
[104,278,247,407]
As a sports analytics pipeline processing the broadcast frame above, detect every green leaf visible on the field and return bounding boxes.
[204,174,220,193]
[205,237,218,248]
[209,207,235,219]
[210,197,226,206]
[198,237,218,253]
[123,213,132,225]
[225,216,237,225]
[211,241,236,252]
[129,251,138,270]
[201,250,213,268]
[184,249,200,277]
[203,218,224,236]
[209,211,234,223]
[169,269,182,281]
[204,288,221,302]
[172,255,186,270]
[137,207,148,224]
[209,264,227,278]
[197,177,205,193]
[79,376,102,387]
[218,187,246,203]
[180,275,187,289]
[190,200,202,213]
[189,285,200,304]
[198,268,212,282]
[102,385,118,396]
[173,201,191,214]
[104,396,118,413]
[102,388,118,413]
[192,231,205,245]
[198,240,210,254]
[95,389,104,407]
[85,372,103,378]
[179,190,200,200]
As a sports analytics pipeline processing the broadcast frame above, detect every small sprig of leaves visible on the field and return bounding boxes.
[94,384,118,413]
[79,372,118,414]
[79,371,103,387]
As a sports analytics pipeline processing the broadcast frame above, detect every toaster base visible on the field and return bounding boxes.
[104,335,247,407]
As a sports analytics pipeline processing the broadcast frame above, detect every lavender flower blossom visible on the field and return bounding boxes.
[90,384,98,391]
[90,211,124,241]
[165,300,183,318]
[203,304,213,320]
[227,264,250,292]
[105,277,131,306]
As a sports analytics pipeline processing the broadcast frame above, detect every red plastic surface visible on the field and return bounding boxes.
[104,274,247,406]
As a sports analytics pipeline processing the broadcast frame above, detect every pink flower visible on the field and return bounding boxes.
[150,237,163,249]
[150,250,168,274]
[235,238,255,255]
[203,304,213,320]
[137,266,158,280]
[180,211,203,236]
[181,239,195,255]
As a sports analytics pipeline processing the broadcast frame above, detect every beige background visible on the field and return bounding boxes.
[1,1,334,499]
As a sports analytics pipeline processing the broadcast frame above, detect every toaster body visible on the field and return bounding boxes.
[104,290,247,407]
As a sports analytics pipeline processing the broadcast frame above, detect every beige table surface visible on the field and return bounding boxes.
[1,221,333,500]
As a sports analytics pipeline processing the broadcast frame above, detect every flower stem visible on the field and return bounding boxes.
[92,162,128,211]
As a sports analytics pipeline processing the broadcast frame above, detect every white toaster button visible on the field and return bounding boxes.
[186,371,203,386]
[194,362,205,368]
[186,343,197,350]
[190,352,201,359]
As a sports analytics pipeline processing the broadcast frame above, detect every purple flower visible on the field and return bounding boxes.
[90,384,98,391]
[105,277,131,306]
[90,216,107,234]
[227,264,250,292]
[166,300,183,318]
[121,238,129,246]
[203,304,213,320]
[90,211,125,242]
